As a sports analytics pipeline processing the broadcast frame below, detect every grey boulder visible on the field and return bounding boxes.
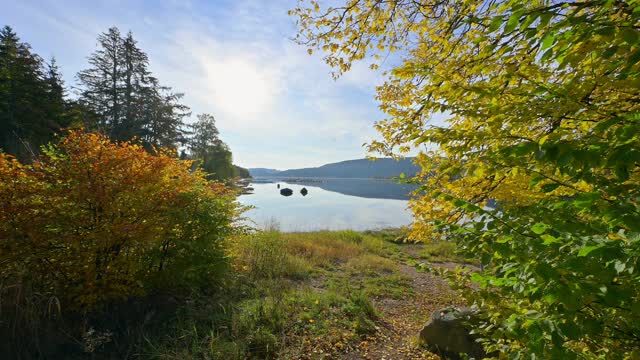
[419,306,485,359]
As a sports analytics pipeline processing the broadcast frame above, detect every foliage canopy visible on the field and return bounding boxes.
[292,0,640,357]
[0,130,238,311]
[186,113,235,181]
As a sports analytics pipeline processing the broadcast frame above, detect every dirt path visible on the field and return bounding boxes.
[341,247,466,359]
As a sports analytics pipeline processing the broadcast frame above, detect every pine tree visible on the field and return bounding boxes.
[43,57,68,128]
[141,76,190,150]
[78,27,188,148]
[0,26,66,161]
[77,27,123,136]
[119,31,151,140]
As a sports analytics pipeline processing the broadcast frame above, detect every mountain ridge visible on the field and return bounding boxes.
[249,158,419,178]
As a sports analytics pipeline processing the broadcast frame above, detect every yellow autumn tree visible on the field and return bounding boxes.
[292,1,640,358]
[0,131,238,311]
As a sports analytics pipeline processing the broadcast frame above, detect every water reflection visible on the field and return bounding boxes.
[239,180,413,232]
[258,178,417,200]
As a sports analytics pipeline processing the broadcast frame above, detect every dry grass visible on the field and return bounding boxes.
[230,230,402,278]
[229,231,313,280]
[419,241,471,264]
[281,231,364,267]
[4,227,465,359]
[345,254,397,274]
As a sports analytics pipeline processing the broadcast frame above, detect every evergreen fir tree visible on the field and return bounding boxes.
[77,27,123,136]
[77,27,188,148]
[0,26,66,161]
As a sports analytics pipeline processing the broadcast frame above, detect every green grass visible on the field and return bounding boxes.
[26,229,463,359]
[344,253,397,274]
[363,227,412,243]
[418,240,472,264]
[135,229,403,359]
[141,283,381,359]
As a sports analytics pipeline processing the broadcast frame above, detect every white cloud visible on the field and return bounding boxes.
[182,35,284,121]
[5,0,395,169]
[157,26,379,131]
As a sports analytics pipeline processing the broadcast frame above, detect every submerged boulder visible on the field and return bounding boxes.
[280,188,293,196]
[419,307,485,359]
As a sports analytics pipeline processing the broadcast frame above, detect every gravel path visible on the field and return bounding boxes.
[341,248,467,359]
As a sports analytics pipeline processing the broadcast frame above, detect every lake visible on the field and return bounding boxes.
[238,178,415,231]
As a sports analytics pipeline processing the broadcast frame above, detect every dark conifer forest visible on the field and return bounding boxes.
[0,25,246,178]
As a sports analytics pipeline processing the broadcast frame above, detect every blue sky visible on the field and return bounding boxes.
[1,0,393,169]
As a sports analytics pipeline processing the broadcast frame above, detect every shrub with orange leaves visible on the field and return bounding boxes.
[0,131,238,311]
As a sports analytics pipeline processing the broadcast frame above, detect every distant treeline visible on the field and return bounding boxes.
[0,25,248,180]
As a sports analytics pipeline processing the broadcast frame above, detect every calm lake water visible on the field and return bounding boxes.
[238,178,415,232]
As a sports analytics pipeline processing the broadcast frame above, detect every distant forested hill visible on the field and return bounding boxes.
[248,168,283,177]
[249,158,419,178]
[233,165,251,178]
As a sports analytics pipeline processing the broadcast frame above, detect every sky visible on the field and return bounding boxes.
[1,0,398,169]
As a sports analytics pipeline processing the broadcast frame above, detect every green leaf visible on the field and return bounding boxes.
[532,223,549,234]
[541,182,561,193]
[594,117,622,131]
[602,46,618,59]
[504,12,521,33]
[538,12,552,29]
[578,244,604,257]
[541,48,554,62]
[541,234,560,245]
[488,16,503,32]
[520,13,539,31]
[614,164,629,181]
[622,28,639,44]
[596,26,615,36]
[540,34,555,51]
[539,134,550,146]
[628,48,640,66]
[573,192,601,209]
[614,260,626,274]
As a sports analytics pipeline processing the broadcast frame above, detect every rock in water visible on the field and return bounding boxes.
[277,184,280,189]
[419,307,485,359]
[280,188,293,196]
[300,187,308,196]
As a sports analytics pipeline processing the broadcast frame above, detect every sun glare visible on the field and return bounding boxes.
[204,58,274,118]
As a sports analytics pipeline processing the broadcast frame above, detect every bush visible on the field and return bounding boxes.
[0,131,238,313]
